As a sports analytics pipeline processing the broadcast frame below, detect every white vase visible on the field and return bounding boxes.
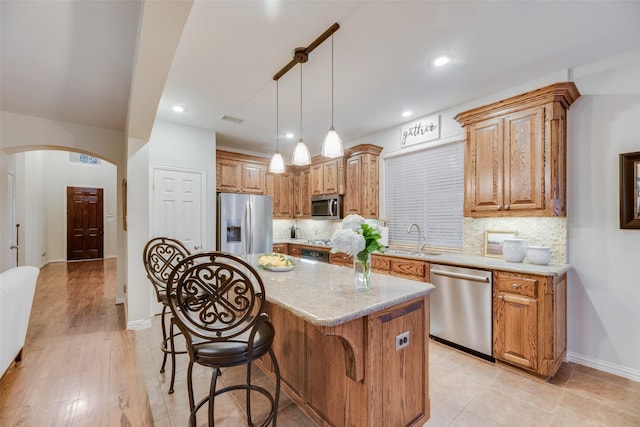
[503,239,527,262]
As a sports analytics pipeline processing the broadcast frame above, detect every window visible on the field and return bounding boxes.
[385,141,464,250]
[69,152,100,165]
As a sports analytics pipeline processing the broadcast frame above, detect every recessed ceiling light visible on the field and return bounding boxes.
[402,111,412,118]
[285,133,294,139]
[433,56,451,67]
[172,105,185,113]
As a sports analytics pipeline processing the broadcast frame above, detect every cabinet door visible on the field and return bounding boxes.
[323,159,340,194]
[241,162,266,194]
[310,163,324,196]
[288,244,301,257]
[329,251,353,267]
[503,107,544,212]
[265,173,276,214]
[272,243,288,254]
[390,258,427,282]
[494,290,538,370]
[362,154,379,218]
[277,173,293,217]
[293,169,310,217]
[466,117,504,215]
[216,158,242,192]
[344,155,362,215]
[371,254,390,273]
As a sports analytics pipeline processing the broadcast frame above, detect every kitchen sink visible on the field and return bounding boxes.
[383,249,440,257]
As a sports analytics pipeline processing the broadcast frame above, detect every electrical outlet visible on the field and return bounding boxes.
[395,331,410,351]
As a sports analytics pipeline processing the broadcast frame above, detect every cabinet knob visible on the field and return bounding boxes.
[496,205,502,210]
[498,295,504,300]
[504,205,510,210]
[512,283,519,289]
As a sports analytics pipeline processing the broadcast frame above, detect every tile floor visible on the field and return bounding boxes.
[136,315,640,426]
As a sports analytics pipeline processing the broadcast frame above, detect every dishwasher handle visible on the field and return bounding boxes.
[430,269,491,283]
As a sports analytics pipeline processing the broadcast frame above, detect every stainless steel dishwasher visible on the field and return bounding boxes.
[429,264,494,360]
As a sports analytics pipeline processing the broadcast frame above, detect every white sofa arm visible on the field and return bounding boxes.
[0,266,40,378]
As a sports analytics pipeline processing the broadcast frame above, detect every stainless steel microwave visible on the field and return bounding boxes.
[311,195,343,220]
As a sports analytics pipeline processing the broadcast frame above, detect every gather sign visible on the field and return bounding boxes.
[400,114,440,147]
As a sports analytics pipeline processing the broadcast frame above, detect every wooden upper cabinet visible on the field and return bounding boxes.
[309,158,344,196]
[455,82,580,217]
[293,168,310,217]
[343,145,382,218]
[216,150,268,194]
[266,172,293,218]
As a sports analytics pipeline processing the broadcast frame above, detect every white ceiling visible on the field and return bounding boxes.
[2,1,640,159]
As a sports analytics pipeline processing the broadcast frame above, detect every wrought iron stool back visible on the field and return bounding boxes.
[168,251,280,427]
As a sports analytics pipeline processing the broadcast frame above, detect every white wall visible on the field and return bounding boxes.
[22,151,118,262]
[125,120,216,328]
[20,152,46,267]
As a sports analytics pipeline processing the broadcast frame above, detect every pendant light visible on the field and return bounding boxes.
[292,63,311,166]
[269,80,285,173]
[322,33,344,158]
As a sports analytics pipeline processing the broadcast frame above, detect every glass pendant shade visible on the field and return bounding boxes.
[322,126,344,158]
[269,152,285,173]
[292,138,311,165]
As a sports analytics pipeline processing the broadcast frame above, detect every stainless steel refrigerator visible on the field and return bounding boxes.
[216,192,273,256]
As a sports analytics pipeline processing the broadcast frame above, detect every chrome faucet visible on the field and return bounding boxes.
[407,223,426,252]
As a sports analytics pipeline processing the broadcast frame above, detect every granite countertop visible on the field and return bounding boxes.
[273,240,570,276]
[245,253,435,327]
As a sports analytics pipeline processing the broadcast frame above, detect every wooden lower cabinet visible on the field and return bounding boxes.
[288,244,301,257]
[261,297,430,427]
[372,254,429,282]
[329,251,352,267]
[493,270,567,377]
[272,243,287,254]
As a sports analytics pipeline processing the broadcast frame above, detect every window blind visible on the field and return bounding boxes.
[385,141,464,250]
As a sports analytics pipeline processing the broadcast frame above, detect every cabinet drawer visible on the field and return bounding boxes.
[495,272,538,298]
[390,258,427,281]
[288,245,301,256]
[329,252,353,267]
[371,254,390,272]
[272,244,288,254]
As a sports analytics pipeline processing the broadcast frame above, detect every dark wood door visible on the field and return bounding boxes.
[67,187,104,260]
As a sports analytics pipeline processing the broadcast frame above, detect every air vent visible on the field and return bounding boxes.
[221,115,244,124]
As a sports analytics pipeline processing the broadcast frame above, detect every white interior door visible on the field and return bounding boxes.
[151,167,205,314]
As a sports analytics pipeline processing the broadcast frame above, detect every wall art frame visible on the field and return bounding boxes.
[484,230,517,258]
[619,151,640,229]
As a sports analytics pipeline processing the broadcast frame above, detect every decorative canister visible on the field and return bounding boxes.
[526,246,551,265]
[502,238,527,262]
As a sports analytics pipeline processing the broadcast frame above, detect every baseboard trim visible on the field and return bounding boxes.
[127,319,152,331]
[566,351,640,382]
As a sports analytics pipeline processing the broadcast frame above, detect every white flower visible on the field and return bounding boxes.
[341,214,365,232]
[330,229,365,255]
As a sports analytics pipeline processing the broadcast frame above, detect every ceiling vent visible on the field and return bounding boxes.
[221,115,244,124]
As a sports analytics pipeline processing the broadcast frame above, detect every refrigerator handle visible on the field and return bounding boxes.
[246,200,252,254]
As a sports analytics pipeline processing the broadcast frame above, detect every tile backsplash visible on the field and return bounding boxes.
[273,219,341,241]
[276,216,567,264]
[463,217,567,264]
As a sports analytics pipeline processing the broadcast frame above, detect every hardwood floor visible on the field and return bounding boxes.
[0,259,153,427]
[2,260,639,426]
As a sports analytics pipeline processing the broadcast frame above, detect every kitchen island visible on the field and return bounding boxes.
[247,254,436,427]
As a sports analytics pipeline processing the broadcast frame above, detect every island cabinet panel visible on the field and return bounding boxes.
[261,296,430,427]
[455,82,579,217]
[493,270,567,378]
[263,303,306,399]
